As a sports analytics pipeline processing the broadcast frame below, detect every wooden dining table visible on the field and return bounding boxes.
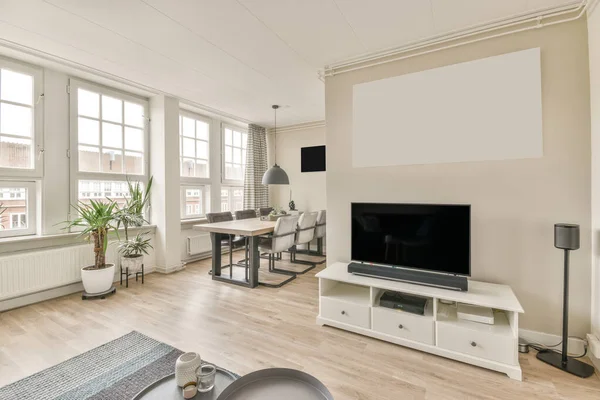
[193,218,276,288]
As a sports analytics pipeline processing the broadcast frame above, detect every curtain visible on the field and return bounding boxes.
[243,124,269,209]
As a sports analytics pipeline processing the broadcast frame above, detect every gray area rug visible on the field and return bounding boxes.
[0,331,236,400]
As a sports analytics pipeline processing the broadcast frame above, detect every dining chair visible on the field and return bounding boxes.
[234,209,258,281]
[298,210,326,259]
[287,211,319,274]
[259,207,273,217]
[258,215,299,288]
[206,212,246,279]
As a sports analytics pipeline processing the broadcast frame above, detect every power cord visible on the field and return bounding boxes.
[523,336,588,358]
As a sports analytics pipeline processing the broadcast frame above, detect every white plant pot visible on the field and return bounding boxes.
[121,254,143,273]
[81,264,115,295]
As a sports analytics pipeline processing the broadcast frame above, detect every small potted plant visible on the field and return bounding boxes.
[63,199,119,295]
[117,232,153,274]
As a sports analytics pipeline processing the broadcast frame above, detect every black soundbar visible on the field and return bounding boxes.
[347,262,468,291]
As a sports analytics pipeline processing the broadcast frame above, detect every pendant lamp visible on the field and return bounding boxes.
[262,105,289,185]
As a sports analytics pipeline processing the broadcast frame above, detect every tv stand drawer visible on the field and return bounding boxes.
[372,306,434,345]
[320,298,370,329]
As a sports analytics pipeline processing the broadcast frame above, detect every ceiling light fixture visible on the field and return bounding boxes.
[262,105,289,185]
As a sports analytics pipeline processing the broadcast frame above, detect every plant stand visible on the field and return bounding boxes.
[82,286,116,300]
[120,263,145,288]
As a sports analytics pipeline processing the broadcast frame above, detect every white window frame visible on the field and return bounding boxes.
[180,184,210,220]
[68,78,150,213]
[0,56,44,179]
[221,123,248,186]
[180,110,211,185]
[0,180,36,238]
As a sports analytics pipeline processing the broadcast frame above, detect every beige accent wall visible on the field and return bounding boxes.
[325,19,592,336]
[590,5,600,340]
[270,125,326,213]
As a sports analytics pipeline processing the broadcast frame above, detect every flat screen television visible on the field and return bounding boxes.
[351,203,470,276]
[301,145,326,172]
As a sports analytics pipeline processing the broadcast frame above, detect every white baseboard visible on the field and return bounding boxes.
[0,267,155,312]
[519,328,586,355]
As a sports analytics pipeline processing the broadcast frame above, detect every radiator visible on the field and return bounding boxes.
[0,238,155,301]
[187,234,210,256]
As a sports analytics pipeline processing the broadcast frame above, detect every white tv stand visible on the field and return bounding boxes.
[316,263,524,380]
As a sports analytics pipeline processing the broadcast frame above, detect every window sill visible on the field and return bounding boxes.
[0,225,157,255]
[181,218,208,229]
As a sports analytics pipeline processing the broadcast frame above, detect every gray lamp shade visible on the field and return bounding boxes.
[262,164,289,185]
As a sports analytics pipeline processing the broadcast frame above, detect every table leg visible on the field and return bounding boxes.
[248,236,259,288]
[211,232,222,278]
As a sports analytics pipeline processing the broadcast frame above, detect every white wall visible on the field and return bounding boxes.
[270,125,326,213]
[325,19,592,337]
[589,4,600,342]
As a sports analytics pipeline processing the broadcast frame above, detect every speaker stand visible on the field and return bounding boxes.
[536,248,594,378]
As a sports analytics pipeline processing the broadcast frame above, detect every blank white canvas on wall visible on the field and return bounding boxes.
[352,48,543,168]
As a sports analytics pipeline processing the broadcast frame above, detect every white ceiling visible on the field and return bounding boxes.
[0,0,578,126]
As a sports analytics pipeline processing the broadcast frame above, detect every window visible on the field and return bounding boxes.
[0,182,36,238]
[221,186,243,213]
[70,79,149,209]
[180,185,210,219]
[0,57,43,177]
[180,112,210,179]
[222,125,247,183]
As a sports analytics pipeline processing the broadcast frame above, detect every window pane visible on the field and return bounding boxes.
[233,130,241,147]
[225,163,233,180]
[1,69,33,105]
[182,186,208,218]
[102,122,122,148]
[225,128,232,145]
[124,102,143,127]
[182,158,195,177]
[78,145,100,172]
[233,148,242,164]
[0,187,28,232]
[196,140,208,159]
[182,117,195,138]
[78,89,99,118]
[242,133,248,149]
[124,151,144,174]
[225,146,232,162]
[102,95,122,123]
[195,159,208,178]
[78,117,99,145]
[233,165,243,181]
[78,179,132,208]
[0,103,32,136]
[242,151,246,166]
[125,127,143,151]
[102,149,123,173]
[196,120,209,140]
[182,137,195,157]
[0,136,32,169]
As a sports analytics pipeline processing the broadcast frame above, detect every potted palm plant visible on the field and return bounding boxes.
[64,199,119,295]
[115,176,153,274]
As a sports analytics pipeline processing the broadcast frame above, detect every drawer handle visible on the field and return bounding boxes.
[341,311,346,315]
[470,341,477,347]
[398,324,404,329]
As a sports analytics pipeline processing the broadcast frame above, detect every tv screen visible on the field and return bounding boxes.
[351,203,470,276]
[301,145,326,172]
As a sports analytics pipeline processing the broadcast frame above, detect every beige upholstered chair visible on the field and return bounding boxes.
[258,215,299,287]
[287,211,318,274]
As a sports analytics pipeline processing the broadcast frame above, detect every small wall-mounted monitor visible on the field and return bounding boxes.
[301,145,326,172]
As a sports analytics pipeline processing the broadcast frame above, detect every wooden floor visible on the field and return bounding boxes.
[1,255,599,399]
